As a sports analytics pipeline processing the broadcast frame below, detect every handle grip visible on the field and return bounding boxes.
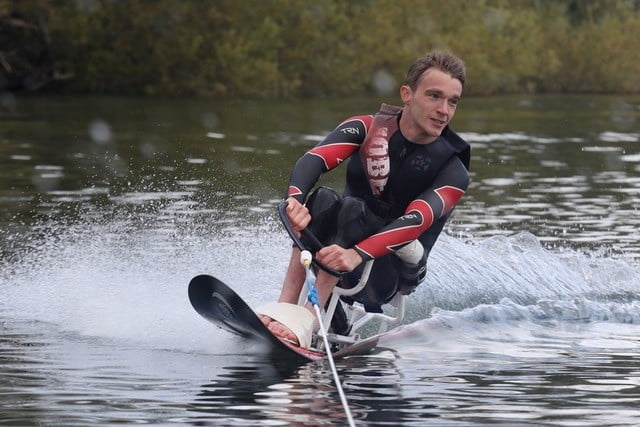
[277,200,342,277]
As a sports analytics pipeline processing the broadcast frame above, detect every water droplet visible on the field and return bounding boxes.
[372,69,396,96]
[89,120,112,144]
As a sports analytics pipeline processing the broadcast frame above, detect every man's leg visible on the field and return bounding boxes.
[259,247,305,328]
[262,187,343,344]
[277,247,305,304]
[396,240,428,295]
[276,213,344,306]
[261,247,306,343]
[343,256,399,312]
[312,270,342,308]
[265,256,340,343]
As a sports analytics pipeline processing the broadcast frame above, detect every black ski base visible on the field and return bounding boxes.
[188,274,385,363]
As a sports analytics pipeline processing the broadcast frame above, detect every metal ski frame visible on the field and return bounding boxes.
[278,200,406,353]
[296,259,406,352]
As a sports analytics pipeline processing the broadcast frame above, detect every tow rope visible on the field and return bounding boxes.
[301,250,356,426]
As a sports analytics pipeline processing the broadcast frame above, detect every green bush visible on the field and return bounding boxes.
[1,0,639,97]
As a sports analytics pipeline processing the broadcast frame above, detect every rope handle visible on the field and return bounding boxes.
[277,200,343,277]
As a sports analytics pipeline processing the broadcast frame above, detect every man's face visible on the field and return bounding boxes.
[400,68,462,143]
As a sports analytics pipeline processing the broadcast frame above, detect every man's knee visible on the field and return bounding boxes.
[396,241,427,295]
[334,197,385,248]
[306,187,341,219]
[305,187,341,244]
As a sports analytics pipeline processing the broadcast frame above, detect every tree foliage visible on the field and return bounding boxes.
[1,0,639,97]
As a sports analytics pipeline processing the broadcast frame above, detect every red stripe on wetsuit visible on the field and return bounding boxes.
[288,185,303,197]
[355,185,465,259]
[435,186,466,214]
[306,116,373,170]
[308,143,360,170]
[287,115,373,199]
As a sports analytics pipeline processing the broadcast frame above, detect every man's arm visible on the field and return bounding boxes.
[287,116,372,202]
[353,155,470,260]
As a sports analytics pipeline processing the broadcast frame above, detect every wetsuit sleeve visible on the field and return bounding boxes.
[287,116,372,202]
[354,155,469,260]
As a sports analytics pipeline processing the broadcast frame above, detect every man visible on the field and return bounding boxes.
[259,50,470,347]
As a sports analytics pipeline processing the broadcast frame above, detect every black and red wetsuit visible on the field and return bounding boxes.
[287,105,470,308]
[289,106,470,257]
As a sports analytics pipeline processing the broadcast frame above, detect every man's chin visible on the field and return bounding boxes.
[427,127,444,138]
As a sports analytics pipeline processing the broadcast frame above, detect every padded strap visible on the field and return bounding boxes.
[395,240,424,264]
[256,302,316,349]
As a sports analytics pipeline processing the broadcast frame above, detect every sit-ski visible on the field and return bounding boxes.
[187,201,405,362]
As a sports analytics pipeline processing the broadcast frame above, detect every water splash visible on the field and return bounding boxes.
[1,210,638,354]
[417,232,639,314]
[0,214,288,353]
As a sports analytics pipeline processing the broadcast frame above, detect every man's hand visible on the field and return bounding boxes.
[285,197,311,232]
[316,245,363,272]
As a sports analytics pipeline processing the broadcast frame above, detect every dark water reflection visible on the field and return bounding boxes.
[1,315,640,424]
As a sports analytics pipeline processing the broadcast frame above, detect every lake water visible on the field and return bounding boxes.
[1,94,639,425]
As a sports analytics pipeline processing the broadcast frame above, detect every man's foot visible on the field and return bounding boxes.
[259,314,271,327]
[258,315,299,345]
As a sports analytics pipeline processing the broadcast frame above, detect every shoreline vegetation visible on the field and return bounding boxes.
[1,0,640,99]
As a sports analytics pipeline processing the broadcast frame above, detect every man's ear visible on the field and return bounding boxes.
[400,85,412,105]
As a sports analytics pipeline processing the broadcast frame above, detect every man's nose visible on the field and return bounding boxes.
[436,98,450,115]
